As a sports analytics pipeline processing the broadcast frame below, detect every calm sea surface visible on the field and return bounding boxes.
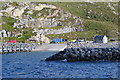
[2,51,120,78]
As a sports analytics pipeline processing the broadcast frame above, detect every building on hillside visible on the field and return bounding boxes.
[29,34,50,43]
[40,34,50,43]
[93,35,108,43]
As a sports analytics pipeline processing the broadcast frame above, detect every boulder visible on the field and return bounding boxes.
[12,8,24,17]
[40,34,50,43]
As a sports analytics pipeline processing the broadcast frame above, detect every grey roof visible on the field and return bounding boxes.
[94,35,106,40]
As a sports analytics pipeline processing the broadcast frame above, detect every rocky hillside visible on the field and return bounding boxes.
[1,2,119,42]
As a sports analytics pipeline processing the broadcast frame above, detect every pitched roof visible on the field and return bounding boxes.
[94,35,106,40]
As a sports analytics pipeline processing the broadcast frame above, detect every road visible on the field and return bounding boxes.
[32,43,67,51]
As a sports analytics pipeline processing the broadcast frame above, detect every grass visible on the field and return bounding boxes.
[30,8,56,18]
[9,2,18,7]
[46,31,95,41]
[37,27,46,30]
[2,16,16,31]
[83,19,118,38]
[49,26,64,29]
[2,16,16,25]
[46,20,118,41]
[50,2,118,24]
[46,2,119,40]
[30,10,42,18]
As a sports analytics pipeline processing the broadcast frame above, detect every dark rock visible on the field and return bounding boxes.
[45,48,120,62]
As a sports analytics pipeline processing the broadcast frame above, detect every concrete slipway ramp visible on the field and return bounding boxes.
[32,43,67,51]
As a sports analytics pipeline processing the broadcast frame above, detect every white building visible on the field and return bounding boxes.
[94,35,108,43]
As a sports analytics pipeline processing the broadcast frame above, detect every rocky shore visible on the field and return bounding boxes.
[45,48,120,62]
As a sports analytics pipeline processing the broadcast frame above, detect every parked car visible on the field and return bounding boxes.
[109,39,116,41]
[7,40,17,43]
[50,41,55,44]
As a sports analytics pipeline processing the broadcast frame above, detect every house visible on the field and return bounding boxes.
[94,35,108,43]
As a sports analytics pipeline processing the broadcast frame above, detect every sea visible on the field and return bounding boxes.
[2,51,120,78]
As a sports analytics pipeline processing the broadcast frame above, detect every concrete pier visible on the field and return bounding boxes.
[0,43,39,53]
[32,43,67,51]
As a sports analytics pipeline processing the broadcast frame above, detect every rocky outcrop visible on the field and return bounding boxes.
[12,7,26,17]
[0,30,11,37]
[1,2,83,38]
[34,4,56,10]
[4,6,15,13]
[36,26,77,34]
[45,48,120,62]
[40,34,50,43]
[29,34,50,43]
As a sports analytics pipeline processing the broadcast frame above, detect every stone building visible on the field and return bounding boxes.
[94,35,108,43]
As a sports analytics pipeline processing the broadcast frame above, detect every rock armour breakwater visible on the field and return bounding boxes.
[45,48,120,62]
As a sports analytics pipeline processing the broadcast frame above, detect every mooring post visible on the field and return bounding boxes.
[23,44,26,52]
[30,44,32,51]
[10,44,13,52]
[26,44,28,52]
[0,43,3,53]
[19,44,21,52]
[14,43,17,52]
[1,43,4,53]
[6,44,9,53]
[28,44,31,52]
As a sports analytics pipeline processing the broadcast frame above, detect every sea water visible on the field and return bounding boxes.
[2,51,120,78]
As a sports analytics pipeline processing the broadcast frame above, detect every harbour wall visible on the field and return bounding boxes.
[45,48,120,62]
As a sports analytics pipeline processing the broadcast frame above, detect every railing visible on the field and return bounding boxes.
[0,43,40,53]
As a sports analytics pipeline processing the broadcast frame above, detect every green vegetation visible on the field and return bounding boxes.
[2,16,16,41]
[23,9,30,15]
[48,2,118,40]
[49,26,64,29]
[2,16,16,32]
[30,10,42,18]
[2,2,119,42]
[9,2,18,7]
[83,20,118,38]
[19,27,35,42]
[37,27,46,30]
[50,2,118,24]
[40,8,50,16]
[46,31,94,40]
[46,20,118,41]
[37,26,64,30]
[2,16,16,26]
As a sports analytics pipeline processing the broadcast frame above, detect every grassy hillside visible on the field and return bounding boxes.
[50,2,118,23]
[1,2,119,42]
[46,20,118,40]
[47,2,119,40]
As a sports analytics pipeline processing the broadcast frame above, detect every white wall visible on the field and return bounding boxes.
[103,36,108,43]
